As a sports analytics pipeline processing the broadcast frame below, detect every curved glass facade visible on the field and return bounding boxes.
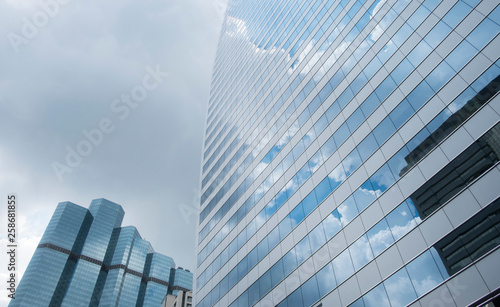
[197,0,500,306]
[10,198,193,307]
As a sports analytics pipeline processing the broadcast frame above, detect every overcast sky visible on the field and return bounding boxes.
[0,0,226,301]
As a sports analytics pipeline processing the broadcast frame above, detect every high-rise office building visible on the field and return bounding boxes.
[196,0,500,306]
[163,289,194,307]
[11,198,193,307]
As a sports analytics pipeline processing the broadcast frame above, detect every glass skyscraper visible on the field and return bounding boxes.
[196,0,500,306]
[11,198,193,307]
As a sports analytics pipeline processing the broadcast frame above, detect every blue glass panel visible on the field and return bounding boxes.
[286,287,303,307]
[247,249,258,270]
[343,150,362,177]
[367,218,394,256]
[430,247,450,280]
[407,81,434,110]
[338,87,355,109]
[237,258,248,281]
[350,234,374,270]
[405,250,446,296]
[350,298,365,307]
[315,177,332,203]
[426,61,455,91]
[295,236,312,263]
[357,134,378,161]
[309,224,327,251]
[268,226,281,250]
[425,21,452,48]
[331,249,355,284]
[373,117,396,145]
[467,18,500,50]
[248,282,259,306]
[338,195,359,226]
[383,268,418,306]
[316,263,336,297]
[325,102,341,122]
[257,239,269,260]
[370,164,396,193]
[323,209,342,239]
[375,76,397,102]
[259,270,272,298]
[282,251,298,276]
[279,217,293,239]
[363,283,391,307]
[329,164,347,190]
[301,276,320,306]
[446,40,477,72]
[270,260,285,287]
[407,41,432,67]
[290,203,305,226]
[390,100,414,128]
[407,5,430,30]
[391,58,414,82]
[360,92,381,117]
[347,108,366,132]
[392,23,413,47]
[443,1,472,28]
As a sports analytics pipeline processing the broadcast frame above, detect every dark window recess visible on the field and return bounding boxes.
[433,197,500,276]
[401,74,500,175]
[410,122,500,219]
[474,289,500,307]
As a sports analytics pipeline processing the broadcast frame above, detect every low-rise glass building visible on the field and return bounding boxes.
[11,198,193,307]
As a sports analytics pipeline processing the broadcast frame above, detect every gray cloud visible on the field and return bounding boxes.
[0,0,226,289]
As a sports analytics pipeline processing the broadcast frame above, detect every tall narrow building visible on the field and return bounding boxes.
[196,0,500,306]
[11,198,193,307]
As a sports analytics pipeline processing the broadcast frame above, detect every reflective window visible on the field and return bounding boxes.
[383,269,417,306]
[353,181,377,212]
[323,209,342,239]
[443,1,473,28]
[331,249,355,284]
[467,17,500,49]
[360,92,381,118]
[391,58,414,82]
[405,250,446,296]
[270,260,284,287]
[407,40,432,67]
[373,117,396,145]
[406,81,433,110]
[282,251,298,276]
[338,195,359,226]
[426,61,455,91]
[343,150,362,177]
[362,283,391,307]
[357,134,378,161]
[349,234,374,270]
[295,236,312,263]
[301,276,321,306]
[367,218,394,256]
[386,200,420,240]
[316,262,337,296]
[309,224,327,251]
[390,99,413,128]
[425,21,452,48]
